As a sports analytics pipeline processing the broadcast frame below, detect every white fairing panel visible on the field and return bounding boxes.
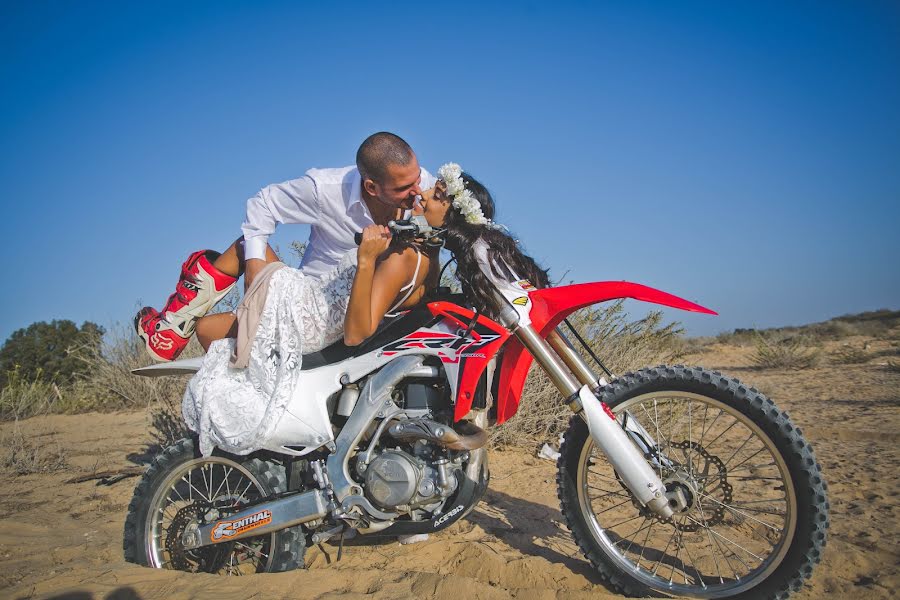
[262,349,395,455]
[472,239,533,326]
[131,357,205,377]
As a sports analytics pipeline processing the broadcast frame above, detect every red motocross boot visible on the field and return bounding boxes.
[135,250,238,361]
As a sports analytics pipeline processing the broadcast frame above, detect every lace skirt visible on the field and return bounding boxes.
[182,255,357,456]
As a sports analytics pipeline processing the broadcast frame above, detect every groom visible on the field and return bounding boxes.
[136,131,436,362]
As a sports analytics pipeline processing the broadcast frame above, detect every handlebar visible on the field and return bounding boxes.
[354,216,442,245]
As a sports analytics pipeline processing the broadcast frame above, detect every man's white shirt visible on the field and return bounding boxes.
[242,165,436,279]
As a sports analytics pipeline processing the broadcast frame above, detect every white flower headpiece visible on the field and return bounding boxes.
[437,162,505,230]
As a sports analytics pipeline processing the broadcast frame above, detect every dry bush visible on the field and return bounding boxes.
[0,422,68,475]
[714,310,900,347]
[886,360,900,373]
[715,328,758,347]
[677,336,715,355]
[490,301,683,448]
[750,333,820,370]
[0,319,195,454]
[0,367,60,419]
[830,344,870,365]
[75,322,193,443]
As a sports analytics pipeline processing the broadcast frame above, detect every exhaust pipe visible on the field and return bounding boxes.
[388,418,489,450]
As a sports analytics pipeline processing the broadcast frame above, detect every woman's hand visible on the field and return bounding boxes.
[357,224,392,267]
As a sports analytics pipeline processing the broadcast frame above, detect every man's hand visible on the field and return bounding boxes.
[357,225,392,268]
[244,258,267,291]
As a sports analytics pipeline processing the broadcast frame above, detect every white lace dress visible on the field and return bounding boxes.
[182,252,357,456]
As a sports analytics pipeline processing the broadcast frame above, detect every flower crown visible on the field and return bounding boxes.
[437,162,504,230]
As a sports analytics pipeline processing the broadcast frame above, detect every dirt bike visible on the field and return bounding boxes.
[124,218,828,599]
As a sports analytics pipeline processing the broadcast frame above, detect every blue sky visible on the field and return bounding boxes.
[1,0,898,343]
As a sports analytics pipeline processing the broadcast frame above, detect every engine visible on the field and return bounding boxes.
[359,443,463,512]
[351,372,487,515]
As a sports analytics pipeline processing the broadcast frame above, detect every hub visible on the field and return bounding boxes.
[663,473,698,514]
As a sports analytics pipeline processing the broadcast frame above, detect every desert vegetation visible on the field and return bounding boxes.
[1,306,898,458]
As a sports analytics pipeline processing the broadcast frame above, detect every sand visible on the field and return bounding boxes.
[1,343,897,600]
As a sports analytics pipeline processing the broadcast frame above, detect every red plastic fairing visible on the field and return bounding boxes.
[426,302,510,421]
[494,282,717,424]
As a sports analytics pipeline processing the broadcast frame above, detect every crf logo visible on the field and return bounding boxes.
[381,332,500,356]
[150,332,173,350]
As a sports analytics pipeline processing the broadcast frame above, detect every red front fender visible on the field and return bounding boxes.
[495,281,717,424]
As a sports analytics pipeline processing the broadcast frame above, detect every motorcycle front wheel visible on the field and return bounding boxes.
[557,366,828,599]
[123,438,305,574]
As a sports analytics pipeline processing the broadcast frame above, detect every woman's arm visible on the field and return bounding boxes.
[344,226,430,346]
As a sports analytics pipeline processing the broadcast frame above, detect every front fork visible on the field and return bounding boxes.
[496,305,674,518]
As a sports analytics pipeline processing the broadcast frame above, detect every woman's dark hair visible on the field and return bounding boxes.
[442,173,550,315]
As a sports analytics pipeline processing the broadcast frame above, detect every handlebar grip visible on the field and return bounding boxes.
[354,232,362,245]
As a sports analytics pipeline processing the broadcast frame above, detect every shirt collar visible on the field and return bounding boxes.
[348,169,373,222]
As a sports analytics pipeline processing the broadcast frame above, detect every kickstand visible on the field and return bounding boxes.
[337,528,345,562]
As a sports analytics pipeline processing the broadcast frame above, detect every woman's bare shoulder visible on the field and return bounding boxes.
[380,244,429,268]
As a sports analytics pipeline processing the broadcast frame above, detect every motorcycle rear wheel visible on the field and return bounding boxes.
[123,438,305,574]
[557,366,828,599]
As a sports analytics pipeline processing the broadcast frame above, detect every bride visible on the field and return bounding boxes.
[183,164,549,456]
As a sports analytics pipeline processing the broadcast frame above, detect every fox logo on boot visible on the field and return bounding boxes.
[150,332,174,351]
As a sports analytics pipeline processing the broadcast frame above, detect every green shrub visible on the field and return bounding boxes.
[0,320,103,388]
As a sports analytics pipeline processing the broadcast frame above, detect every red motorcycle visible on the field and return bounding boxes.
[125,220,828,599]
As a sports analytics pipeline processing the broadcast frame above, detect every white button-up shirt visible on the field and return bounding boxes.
[242,165,436,279]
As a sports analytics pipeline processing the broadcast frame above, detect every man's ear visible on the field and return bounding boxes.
[363,179,378,197]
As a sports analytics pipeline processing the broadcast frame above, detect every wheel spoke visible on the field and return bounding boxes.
[694,494,734,582]
[678,518,706,588]
[704,418,739,450]
[687,400,694,480]
[211,466,233,501]
[603,512,646,530]
[721,432,756,470]
[587,483,630,500]
[181,476,211,502]
[682,515,766,563]
[616,517,652,554]
[235,541,269,560]
[651,524,678,576]
[595,496,634,515]
[237,480,255,502]
[726,447,768,472]
[586,466,624,484]
[695,491,783,534]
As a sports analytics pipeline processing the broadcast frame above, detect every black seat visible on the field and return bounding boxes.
[299,289,472,371]
[300,304,435,370]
